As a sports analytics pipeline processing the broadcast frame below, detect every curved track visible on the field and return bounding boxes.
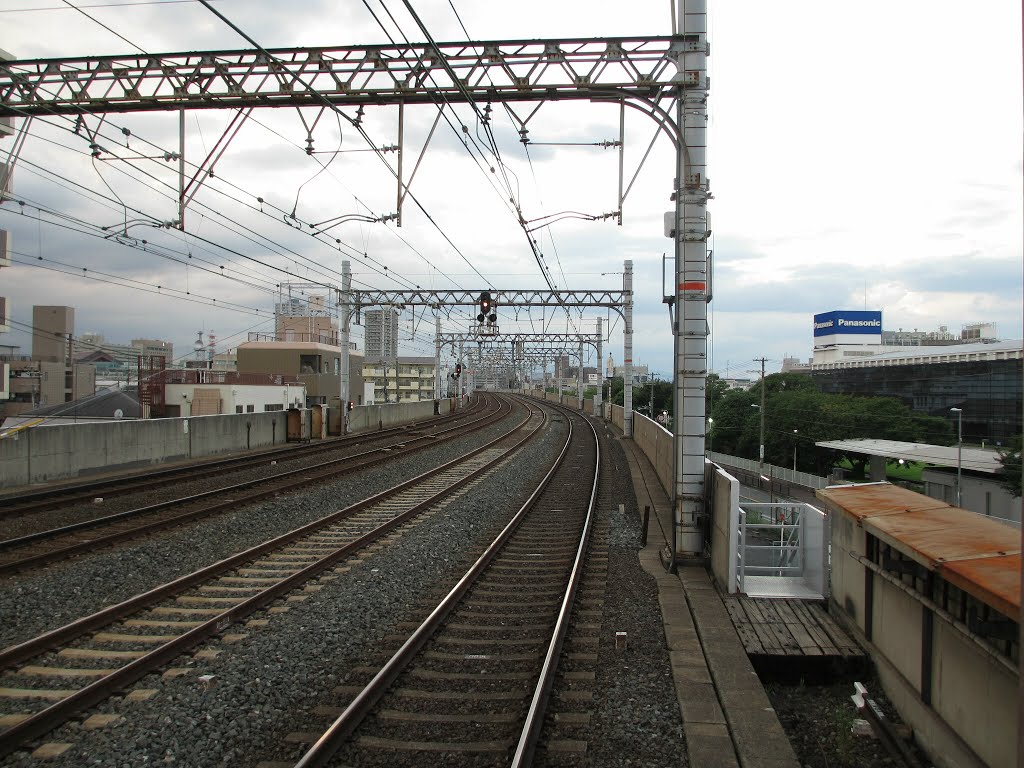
[291,398,601,768]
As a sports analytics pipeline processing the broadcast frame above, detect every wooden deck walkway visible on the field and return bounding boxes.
[723,596,864,658]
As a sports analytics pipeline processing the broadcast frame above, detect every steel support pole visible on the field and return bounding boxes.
[623,260,634,437]
[177,108,185,228]
[434,315,441,400]
[577,342,585,409]
[396,102,404,227]
[673,0,710,557]
[595,317,603,415]
[339,261,351,434]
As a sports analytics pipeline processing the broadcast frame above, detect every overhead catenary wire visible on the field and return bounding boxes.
[13,110,410,292]
[193,0,492,290]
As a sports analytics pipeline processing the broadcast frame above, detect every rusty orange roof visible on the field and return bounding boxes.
[816,482,1021,620]
[816,482,949,521]
[943,555,1021,621]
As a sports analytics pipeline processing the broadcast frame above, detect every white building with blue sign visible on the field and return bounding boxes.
[812,310,884,364]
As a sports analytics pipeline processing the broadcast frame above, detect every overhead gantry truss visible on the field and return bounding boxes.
[354,289,627,315]
[437,332,602,347]
[0,37,683,117]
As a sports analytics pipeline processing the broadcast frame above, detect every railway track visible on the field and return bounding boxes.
[286,400,601,768]
[0,398,550,760]
[0,396,508,575]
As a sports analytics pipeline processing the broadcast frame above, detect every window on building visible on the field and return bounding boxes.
[264,403,283,411]
[299,354,320,374]
[246,404,255,413]
[235,405,243,414]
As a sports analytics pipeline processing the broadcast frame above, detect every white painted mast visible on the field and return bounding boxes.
[674,0,711,557]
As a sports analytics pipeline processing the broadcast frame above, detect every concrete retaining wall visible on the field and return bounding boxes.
[708,464,740,593]
[1,399,448,489]
[347,400,437,433]
[0,412,289,489]
[631,412,673,493]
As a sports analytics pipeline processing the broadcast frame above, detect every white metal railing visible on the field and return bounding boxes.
[735,501,829,599]
[709,451,828,490]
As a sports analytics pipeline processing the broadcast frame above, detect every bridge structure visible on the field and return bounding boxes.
[0,0,711,555]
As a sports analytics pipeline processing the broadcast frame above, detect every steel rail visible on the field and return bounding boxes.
[0,398,505,573]
[293,397,598,768]
[0,398,544,758]
[512,409,601,766]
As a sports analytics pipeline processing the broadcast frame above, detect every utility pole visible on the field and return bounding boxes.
[339,261,351,434]
[754,357,767,467]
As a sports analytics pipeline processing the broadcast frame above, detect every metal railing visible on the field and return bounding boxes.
[708,451,828,490]
[736,501,829,599]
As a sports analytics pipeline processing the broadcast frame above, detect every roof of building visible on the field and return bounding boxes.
[812,339,1023,369]
[816,482,1020,619]
[814,438,1004,473]
[1,386,141,431]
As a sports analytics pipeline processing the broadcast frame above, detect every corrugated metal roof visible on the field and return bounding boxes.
[816,482,949,520]
[813,439,1003,473]
[943,555,1021,622]
[817,483,1020,620]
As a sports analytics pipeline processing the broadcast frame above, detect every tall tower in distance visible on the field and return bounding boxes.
[365,307,400,359]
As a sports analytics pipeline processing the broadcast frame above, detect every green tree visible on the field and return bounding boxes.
[707,379,954,475]
[997,435,1022,497]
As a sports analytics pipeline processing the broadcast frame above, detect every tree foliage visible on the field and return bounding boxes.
[706,372,954,474]
[997,435,1022,497]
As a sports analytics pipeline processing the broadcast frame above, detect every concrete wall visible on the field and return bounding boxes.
[347,400,436,433]
[708,463,740,593]
[0,411,289,488]
[609,404,624,431]
[1,396,452,488]
[828,505,1016,768]
[922,468,1022,523]
[632,411,673,494]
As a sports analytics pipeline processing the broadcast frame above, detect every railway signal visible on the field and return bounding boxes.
[477,292,492,323]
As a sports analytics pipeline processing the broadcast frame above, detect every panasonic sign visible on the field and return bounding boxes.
[813,310,883,338]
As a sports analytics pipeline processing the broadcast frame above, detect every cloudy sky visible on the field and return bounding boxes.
[1,0,1021,381]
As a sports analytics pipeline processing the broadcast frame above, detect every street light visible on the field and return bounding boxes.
[950,407,963,507]
[793,429,798,472]
[707,417,714,455]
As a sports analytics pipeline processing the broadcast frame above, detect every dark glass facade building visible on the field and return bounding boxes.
[812,357,1022,445]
